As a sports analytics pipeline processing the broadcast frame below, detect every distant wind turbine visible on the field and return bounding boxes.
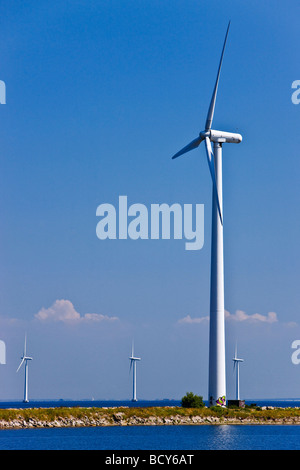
[171,21,242,406]
[16,335,33,403]
[232,344,244,401]
[129,342,141,402]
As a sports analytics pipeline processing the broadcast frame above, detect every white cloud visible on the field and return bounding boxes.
[226,310,278,324]
[35,299,119,323]
[286,321,298,328]
[177,310,278,325]
[177,314,209,324]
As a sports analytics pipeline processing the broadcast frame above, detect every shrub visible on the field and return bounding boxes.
[181,392,204,408]
[209,405,226,414]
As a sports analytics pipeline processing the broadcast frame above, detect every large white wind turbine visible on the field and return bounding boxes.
[233,344,244,401]
[16,335,33,403]
[172,21,242,406]
[129,342,141,402]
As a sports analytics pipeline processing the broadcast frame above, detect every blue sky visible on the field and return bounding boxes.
[0,0,300,401]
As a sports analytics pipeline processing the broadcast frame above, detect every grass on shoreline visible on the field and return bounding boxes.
[1,405,300,424]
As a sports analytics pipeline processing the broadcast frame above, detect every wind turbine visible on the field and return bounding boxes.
[171,21,242,406]
[232,344,244,401]
[129,342,141,402]
[16,335,33,403]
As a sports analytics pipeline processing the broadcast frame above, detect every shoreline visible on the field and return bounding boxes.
[1,406,300,429]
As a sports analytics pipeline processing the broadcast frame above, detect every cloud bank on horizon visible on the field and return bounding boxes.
[0,299,295,330]
[34,301,284,327]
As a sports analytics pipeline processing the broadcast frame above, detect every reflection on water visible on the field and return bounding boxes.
[201,425,300,451]
[207,425,246,450]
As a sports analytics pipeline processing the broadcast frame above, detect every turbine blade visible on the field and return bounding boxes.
[204,137,223,224]
[205,21,231,130]
[24,334,27,356]
[171,136,203,159]
[129,359,133,373]
[16,359,24,373]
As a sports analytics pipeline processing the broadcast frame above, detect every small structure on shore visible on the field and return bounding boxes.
[228,399,245,408]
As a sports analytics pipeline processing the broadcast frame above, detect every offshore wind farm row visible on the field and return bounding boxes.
[7,331,245,405]
[7,336,143,404]
[10,332,244,406]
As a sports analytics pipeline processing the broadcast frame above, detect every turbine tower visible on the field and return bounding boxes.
[16,335,33,403]
[171,21,242,406]
[129,342,141,402]
[233,344,244,401]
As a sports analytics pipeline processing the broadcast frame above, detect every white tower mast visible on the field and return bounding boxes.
[132,360,137,401]
[208,140,226,406]
[24,357,29,403]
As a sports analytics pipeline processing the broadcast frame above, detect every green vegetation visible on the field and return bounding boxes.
[0,405,300,428]
[181,392,205,408]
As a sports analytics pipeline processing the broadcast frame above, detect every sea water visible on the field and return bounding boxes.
[0,424,300,450]
[0,400,299,450]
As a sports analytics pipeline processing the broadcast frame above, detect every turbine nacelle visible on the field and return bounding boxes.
[129,341,141,364]
[16,356,32,372]
[233,357,244,369]
[233,344,244,369]
[17,334,33,373]
[200,129,242,144]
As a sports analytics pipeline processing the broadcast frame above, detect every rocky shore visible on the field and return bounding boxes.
[1,406,300,429]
